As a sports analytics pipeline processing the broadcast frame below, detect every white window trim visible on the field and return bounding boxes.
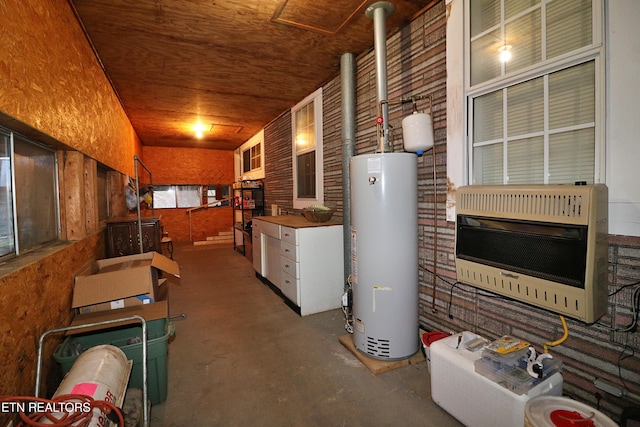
[235,130,265,181]
[291,87,324,209]
[445,0,467,222]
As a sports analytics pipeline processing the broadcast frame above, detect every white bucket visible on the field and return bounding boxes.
[421,331,450,373]
[524,395,619,427]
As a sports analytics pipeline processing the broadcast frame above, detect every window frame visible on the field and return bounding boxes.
[0,126,60,259]
[153,184,202,209]
[464,0,605,185]
[242,143,261,174]
[291,87,324,209]
[236,130,264,181]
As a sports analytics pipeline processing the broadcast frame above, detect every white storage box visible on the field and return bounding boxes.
[430,331,563,427]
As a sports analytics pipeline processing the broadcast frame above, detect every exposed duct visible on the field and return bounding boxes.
[341,52,356,280]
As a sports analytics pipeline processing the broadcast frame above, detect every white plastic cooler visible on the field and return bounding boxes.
[430,332,563,427]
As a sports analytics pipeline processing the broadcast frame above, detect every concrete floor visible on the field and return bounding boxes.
[150,242,463,427]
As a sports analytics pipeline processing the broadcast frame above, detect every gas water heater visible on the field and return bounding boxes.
[350,152,419,360]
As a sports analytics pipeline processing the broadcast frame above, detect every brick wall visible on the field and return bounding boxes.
[264,111,294,214]
[263,0,639,420]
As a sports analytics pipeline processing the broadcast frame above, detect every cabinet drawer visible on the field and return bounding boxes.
[280,256,299,279]
[281,226,297,244]
[280,241,298,261]
[257,220,281,239]
[280,271,299,305]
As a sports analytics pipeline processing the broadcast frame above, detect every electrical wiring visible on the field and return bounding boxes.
[418,265,504,320]
[598,282,640,332]
[0,394,124,427]
[608,279,640,297]
[342,275,354,334]
[342,304,354,334]
[618,335,636,391]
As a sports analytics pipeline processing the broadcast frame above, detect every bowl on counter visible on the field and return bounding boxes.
[302,207,333,223]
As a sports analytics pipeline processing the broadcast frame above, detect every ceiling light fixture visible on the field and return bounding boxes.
[192,122,208,139]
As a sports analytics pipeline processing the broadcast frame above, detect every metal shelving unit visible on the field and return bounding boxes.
[232,180,264,255]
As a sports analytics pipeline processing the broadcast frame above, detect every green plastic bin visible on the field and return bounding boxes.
[53,317,171,405]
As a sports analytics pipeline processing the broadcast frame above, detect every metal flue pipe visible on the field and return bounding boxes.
[365,2,395,152]
[341,52,356,280]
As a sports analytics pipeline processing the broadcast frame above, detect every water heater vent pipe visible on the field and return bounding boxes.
[366,2,395,153]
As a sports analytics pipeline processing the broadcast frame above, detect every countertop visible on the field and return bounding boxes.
[253,215,342,229]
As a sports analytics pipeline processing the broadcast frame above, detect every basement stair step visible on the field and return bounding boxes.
[193,231,234,246]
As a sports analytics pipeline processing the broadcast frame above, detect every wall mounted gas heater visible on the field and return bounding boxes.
[455,184,608,323]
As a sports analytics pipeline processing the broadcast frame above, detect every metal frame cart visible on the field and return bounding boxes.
[35,315,150,427]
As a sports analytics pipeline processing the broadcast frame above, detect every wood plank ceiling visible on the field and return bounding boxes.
[69,0,435,150]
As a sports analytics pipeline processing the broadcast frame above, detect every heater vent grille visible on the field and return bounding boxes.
[457,185,597,225]
[455,184,608,323]
[457,264,582,316]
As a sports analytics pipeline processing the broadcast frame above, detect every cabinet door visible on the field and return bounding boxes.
[107,222,135,257]
[264,235,281,288]
[139,221,161,253]
[107,218,161,257]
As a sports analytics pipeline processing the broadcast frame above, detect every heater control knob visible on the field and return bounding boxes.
[368,176,377,185]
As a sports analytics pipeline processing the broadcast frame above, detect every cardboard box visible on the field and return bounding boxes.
[77,278,170,314]
[73,252,179,314]
[67,299,169,334]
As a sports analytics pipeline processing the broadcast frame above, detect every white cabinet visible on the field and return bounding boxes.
[253,217,344,316]
[252,218,280,283]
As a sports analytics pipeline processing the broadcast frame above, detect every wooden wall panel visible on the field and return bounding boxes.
[141,146,234,185]
[63,151,86,241]
[0,4,138,417]
[84,157,98,234]
[0,1,139,176]
[158,207,233,243]
[108,171,129,218]
[0,234,104,417]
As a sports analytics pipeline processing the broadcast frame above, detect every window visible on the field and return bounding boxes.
[153,185,202,209]
[242,144,261,174]
[0,126,58,258]
[236,130,264,181]
[292,88,323,209]
[467,0,603,185]
[205,184,231,207]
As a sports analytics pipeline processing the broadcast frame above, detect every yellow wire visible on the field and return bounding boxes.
[543,315,569,353]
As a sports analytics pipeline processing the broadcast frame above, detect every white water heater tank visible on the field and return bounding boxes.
[350,152,419,360]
